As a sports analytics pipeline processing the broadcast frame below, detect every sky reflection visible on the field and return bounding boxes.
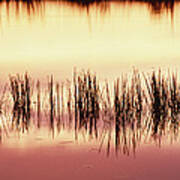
[0,1,180,81]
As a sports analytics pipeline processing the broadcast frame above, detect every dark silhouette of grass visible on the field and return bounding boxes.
[49,75,54,137]
[56,82,61,131]
[0,0,178,18]
[36,80,41,128]
[73,70,100,138]
[9,73,31,132]
[0,68,180,156]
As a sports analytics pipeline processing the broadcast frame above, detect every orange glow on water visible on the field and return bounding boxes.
[0,2,180,180]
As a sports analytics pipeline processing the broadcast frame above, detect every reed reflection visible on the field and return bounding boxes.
[0,0,178,19]
[0,69,179,157]
[0,0,45,18]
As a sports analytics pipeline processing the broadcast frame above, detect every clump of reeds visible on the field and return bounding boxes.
[66,80,72,128]
[36,80,41,128]
[73,69,100,137]
[113,69,145,155]
[3,68,180,155]
[142,69,180,139]
[9,73,31,132]
[56,82,61,131]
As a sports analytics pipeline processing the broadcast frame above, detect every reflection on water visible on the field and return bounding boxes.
[0,0,178,16]
[1,69,180,157]
[0,0,44,18]
[0,0,180,81]
[0,0,180,156]
[0,2,180,180]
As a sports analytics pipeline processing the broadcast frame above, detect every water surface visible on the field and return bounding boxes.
[1,1,180,180]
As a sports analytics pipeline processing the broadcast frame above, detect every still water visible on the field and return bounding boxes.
[0,1,180,180]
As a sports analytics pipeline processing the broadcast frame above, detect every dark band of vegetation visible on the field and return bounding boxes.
[0,0,178,16]
[0,68,180,156]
